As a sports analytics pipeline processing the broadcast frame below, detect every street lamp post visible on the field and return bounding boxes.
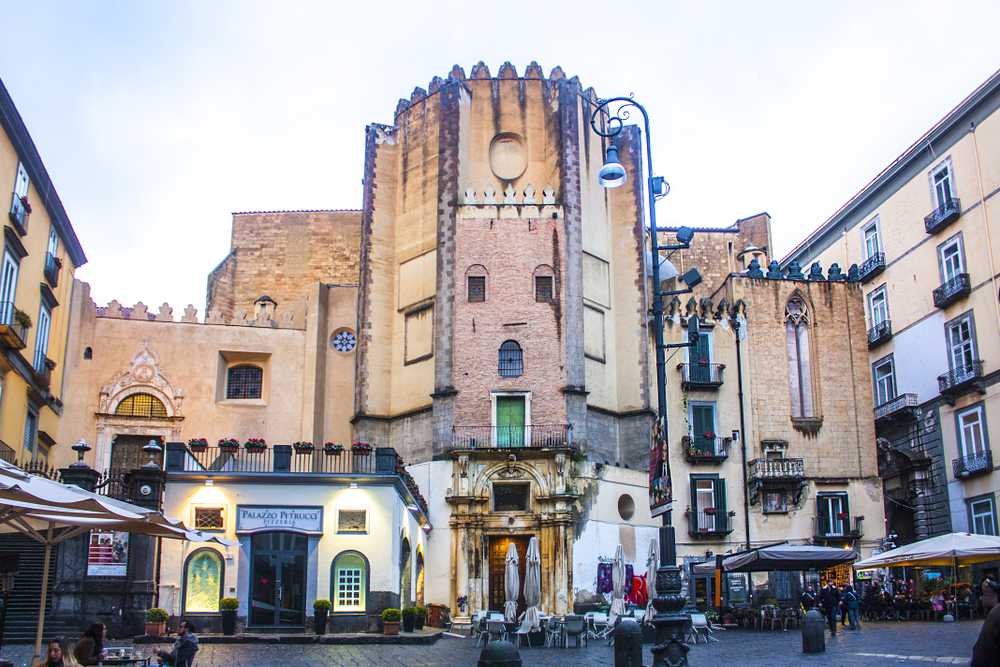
[590,96,700,667]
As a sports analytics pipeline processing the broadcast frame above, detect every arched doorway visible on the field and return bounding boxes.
[399,536,412,608]
[415,548,425,607]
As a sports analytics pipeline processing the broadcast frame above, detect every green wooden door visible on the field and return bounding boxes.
[690,333,711,383]
[496,397,526,447]
[691,404,715,453]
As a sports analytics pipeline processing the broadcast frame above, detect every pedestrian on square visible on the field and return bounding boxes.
[972,602,1000,667]
[980,575,998,615]
[820,581,840,636]
[800,585,816,611]
[73,624,106,666]
[843,585,860,630]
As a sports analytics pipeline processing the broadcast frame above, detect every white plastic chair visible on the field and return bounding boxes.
[585,611,609,639]
[512,616,533,648]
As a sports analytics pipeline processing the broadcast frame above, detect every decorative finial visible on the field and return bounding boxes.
[70,439,92,468]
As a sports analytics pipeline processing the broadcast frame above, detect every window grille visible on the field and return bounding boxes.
[498,340,523,377]
[468,276,486,302]
[337,568,362,607]
[226,365,263,399]
[535,276,553,302]
[114,393,167,418]
[194,507,224,530]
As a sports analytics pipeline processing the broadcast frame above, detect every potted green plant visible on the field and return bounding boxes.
[414,605,426,630]
[188,438,208,452]
[381,608,401,635]
[220,597,239,635]
[293,441,315,453]
[218,438,240,452]
[313,599,331,635]
[401,607,416,633]
[323,442,344,456]
[244,438,267,452]
[144,607,168,637]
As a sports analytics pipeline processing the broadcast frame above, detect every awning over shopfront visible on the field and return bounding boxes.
[692,543,857,575]
[854,532,1000,569]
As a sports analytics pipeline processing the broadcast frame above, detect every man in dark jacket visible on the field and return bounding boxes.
[156,620,199,667]
[820,582,840,636]
[972,602,1000,667]
[801,585,816,611]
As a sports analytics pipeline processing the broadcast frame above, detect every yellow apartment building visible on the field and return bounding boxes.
[784,69,1000,553]
[0,78,87,466]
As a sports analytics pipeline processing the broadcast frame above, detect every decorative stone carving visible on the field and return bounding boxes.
[808,262,824,281]
[785,260,804,280]
[489,133,528,181]
[746,258,764,279]
[827,263,845,281]
[523,184,537,205]
[156,303,173,322]
[105,300,123,318]
[766,260,783,279]
[132,302,149,319]
[502,184,519,205]
[847,263,860,282]
[542,186,556,205]
[463,188,478,205]
[181,305,198,323]
[483,186,498,205]
[98,341,183,417]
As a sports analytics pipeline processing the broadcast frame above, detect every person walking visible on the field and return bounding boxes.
[972,602,1000,667]
[801,585,816,611]
[820,581,840,636]
[843,584,861,630]
[981,575,998,616]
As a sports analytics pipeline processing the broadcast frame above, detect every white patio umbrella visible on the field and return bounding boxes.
[609,544,626,623]
[0,460,232,662]
[504,542,520,622]
[854,533,1000,569]
[644,538,659,624]
[523,536,541,631]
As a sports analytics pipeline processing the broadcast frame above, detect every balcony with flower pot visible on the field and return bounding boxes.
[8,192,29,235]
[43,252,62,288]
[682,433,730,464]
[678,361,724,390]
[686,507,734,538]
[0,302,29,351]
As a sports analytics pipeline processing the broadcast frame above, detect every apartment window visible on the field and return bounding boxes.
[785,296,815,418]
[946,313,977,374]
[33,304,51,372]
[817,493,849,537]
[0,250,18,321]
[931,160,955,209]
[534,275,553,302]
[956,404,989,459]
[22,407,38,459]
[226,364,263,399]
[689,402,717,452]
[867,286,888,326]
[332,551,367,612]
[689,475,727,533]
[862,218,881,260]
[193,507,225,530]
[498,340,523,377]
[12,163,28,199]
[967,495,997,536]
[46,227,58,257]
[872,356,897,406]
[938,234,965,282]
[467,275,486,303]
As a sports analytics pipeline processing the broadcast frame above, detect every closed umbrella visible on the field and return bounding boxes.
[0,460,232,663]
[644,538,659,624]
[523,536,541,631]
[609,544,626,623]
[504,542,520,622]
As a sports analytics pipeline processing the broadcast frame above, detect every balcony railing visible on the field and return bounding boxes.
[8,193,28,234]
[450,424,572,450]
[678,363,725,389]
[874,393,919,422]
[867,320,892,348]
[682,435,731,463]
[938,360,984,396]
[858,252,886,283]
[924,197,961,234]
[44,253,61,288]
[748,457,805,482]
[0,301,28,350]
[688,509,731,536]
[953,450,993,479]
[35,357,56,389]
[815,516,863,541]
[933,273,971,309]
[0,441,15,464]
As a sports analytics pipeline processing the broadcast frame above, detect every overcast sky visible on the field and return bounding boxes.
[2,1,999,312]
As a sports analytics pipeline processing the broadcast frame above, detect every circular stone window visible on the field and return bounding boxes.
[618,493,635,521]
[489,132,527,180]
[330,328,357,353]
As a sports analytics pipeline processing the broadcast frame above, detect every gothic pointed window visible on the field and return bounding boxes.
[785,296,815,418]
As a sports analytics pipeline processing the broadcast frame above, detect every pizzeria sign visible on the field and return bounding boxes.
[236,505,324,535]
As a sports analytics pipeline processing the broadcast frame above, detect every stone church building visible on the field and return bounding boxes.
[48,62,885,631]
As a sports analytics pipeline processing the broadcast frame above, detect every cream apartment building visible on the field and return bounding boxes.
[784,69,1000,549]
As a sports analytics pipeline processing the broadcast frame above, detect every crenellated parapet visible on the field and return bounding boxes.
[92,298,301,329]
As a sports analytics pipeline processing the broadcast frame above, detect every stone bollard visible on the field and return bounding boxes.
[478,640,522,667]
[614,620,644,667]
[802,608,826,654]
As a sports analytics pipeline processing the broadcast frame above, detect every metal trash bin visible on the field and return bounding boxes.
[802,608,826,653]
[614,620,644,666]
[478,640,522,667]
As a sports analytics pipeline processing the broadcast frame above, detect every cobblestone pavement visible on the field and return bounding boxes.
[1,621,983,666]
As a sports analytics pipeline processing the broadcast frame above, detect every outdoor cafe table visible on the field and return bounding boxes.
[98,649,151,666]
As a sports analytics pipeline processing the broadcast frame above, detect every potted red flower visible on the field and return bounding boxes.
[218,438,239,452]
[837,512,849,520]
[245,438,266,452]
[704,507,717,515]
[703,431,715,439]
[188,438,208,452]
[323,442,344,456]
[351,442,372,455]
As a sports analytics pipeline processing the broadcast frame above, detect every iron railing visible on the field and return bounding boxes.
[748,457,805,481]
[938,360,983,394]
[166,445,384,474]
[924,197,961,234]
[8,193,27,233]
[874,393,919,421]
[679,363,725,388]
[688,510,730,535]
[682,435,730,462]
[858,252,886,283]
[43,253,60,288]
[0,441,16,464]
[450,424,572,449]
[867,320,892,348]
[933,273,971,309]
[0,301,29,349]
[814,517,861,540]
[953,450,993,479]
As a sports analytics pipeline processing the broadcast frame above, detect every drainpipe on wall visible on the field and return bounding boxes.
[733,318,752,550]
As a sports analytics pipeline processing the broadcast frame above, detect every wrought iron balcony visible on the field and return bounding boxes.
[44,252,61,288]
[952,450,993,479]
[924,197,961,234]
[874,393,919,423]
[0,441,15,464]
[450,424,572,450]
[678,362,725,389]
[748,457,805,482]
[858,252,886,283]
[682,435,731,463]
[814,516,863,541]
[0,301,28,350]
[933,273,971,309]
[8,192,28,234]
[687,509,732,537]
[35,357,56,389]
[937,360,984,401]
[867,320,892,348]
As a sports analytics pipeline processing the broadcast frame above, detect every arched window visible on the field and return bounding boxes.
[331,550,368,612]
[226,364,262,400]
[183,548,224,613]
[498,341,523,377]
[114,393,167,418]
[399,537,412,607]
[466,265,488,303]
[785,296,814,418]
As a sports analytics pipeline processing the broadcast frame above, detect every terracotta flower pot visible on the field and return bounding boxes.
[383,621,400,636]
[144,621,165,637]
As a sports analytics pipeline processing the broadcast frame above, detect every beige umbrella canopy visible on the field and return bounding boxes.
[0,459,232,663]
[854,532,1000,569]
[609,544,626,623]
[504,542,520,622]
[523,536,541,631]
[644,539,659,625]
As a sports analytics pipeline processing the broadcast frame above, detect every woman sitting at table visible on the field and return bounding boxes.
[37,638,80,667]
[74,623,106,666]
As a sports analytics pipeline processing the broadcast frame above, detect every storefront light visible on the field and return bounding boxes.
[350,483,359,489]
[205,479,214,487]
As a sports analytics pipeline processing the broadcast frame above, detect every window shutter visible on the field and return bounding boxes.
[714,478,727,532]
[817,496,829,536]
[842,495,851,533]
[689,476,698,533]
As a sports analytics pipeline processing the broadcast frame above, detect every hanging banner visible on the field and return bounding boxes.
[649,419,672,517]
[87,530,129,576]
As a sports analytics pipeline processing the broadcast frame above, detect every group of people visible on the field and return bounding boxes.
[800,581,861,634]
[39,620,199,667]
